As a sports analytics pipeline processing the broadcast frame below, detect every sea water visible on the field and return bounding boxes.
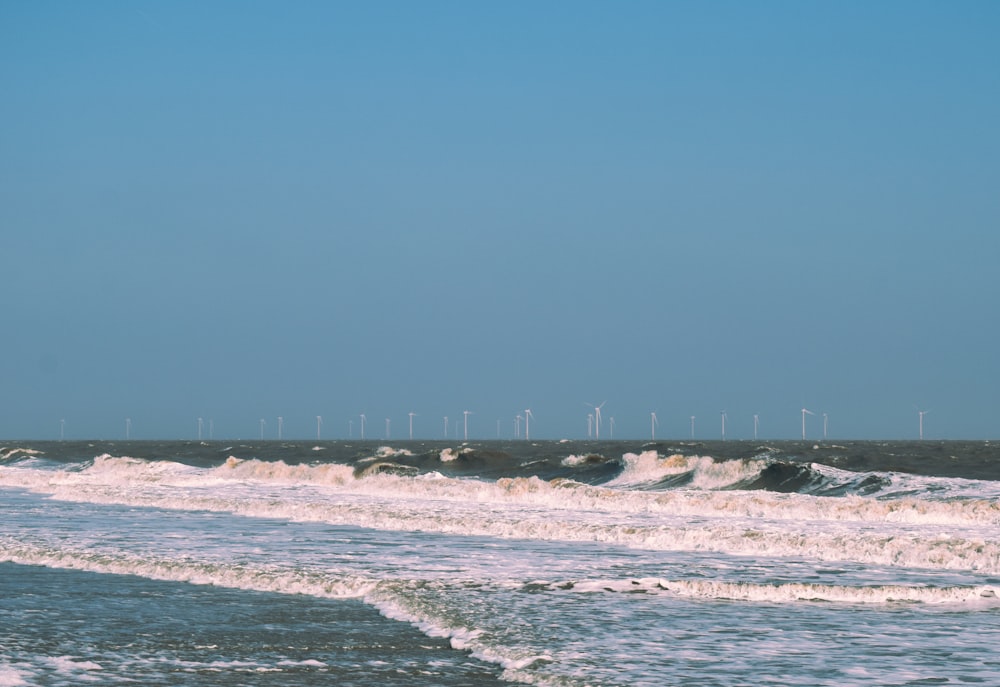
[2,440,999,686]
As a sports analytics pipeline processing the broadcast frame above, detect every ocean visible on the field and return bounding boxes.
[2,439,999,686]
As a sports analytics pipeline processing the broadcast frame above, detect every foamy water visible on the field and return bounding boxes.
[3,440,1000,686]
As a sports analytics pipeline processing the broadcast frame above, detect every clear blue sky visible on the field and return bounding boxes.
[3,1,998,440]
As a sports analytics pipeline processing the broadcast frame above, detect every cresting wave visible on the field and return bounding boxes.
[3,452,1000,528]
[527,577,1000,605]
[2,539,997,612]
[3,454,1000,574]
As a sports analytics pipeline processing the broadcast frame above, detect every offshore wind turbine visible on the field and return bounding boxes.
[690,416,695,439]
[277,416,283,440]
[586,401,606,440]
[360,414,366,440]
[443,416,449,438]
[348,419,354,439]
[125,417,131,440]
[753,414,760,441]
[918,409,929,440]
[317,415,322,440]
[720,411,727,441]
[463,410,472,440]
[60,419,65,440]
[801,407,815,440]
[259,418,265,440]
[515,414,522,439]
[524,409,534,441]
[650,412,658,440]
[408,411,417,440]
[385,418,390,439]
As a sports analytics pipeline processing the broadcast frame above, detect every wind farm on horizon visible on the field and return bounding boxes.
[32,405,955,443]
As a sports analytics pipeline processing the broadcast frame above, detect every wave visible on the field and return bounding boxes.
[524,577,1000,606]
[0,447,45,464]
[6,481,1000,574]
[0,539,377,599]
[603,451,894,496]
[4,454,1000,528]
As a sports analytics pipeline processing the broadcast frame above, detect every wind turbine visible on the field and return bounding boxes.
[385,418,390,439]
[650,412,658,440]
[586,401,606,440]
[515,414,522,439]
[125,417,131,440]
[720,411,727,441]
[317,415,322,440]
[463,410,472,440]
[690,415,695,439]
[259,418,265,440]
[60,419,65,440]
[918,409,929,440]
[277,416,283,440]
[443,416,449,438]
[524,409,534,441]
[408,412,417,440]
[801,407,815,440]
[753,414,760,441]
[360,414,366,440]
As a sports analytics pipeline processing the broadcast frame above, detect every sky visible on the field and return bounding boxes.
[2,1,998,441]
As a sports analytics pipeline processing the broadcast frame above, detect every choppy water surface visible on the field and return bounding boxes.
[2,439,999,686]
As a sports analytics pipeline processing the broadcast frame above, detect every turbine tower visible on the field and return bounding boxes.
[753,414,760,441]
[801,407,815,440]
[918,409,929,440]
[259,418,265,440]
[524,409,534,441]
[317,415,322,440]
[444,416,449,438]
[360,414,366,440]
[586,401,606,440]
[720,411,727,441]
[463,410,472,441]
[125,417,131,440]
[277,416,283,440]
[385,418,390,439]
[650,412,658,440]
[408,411,417,440]
[690,415,695,439]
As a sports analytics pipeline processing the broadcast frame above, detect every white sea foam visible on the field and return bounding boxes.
[47,656,103,675]
[561,577,1000,606]
[4,456,1000,574]
[0,539,378,599]
[0,665,29,687]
